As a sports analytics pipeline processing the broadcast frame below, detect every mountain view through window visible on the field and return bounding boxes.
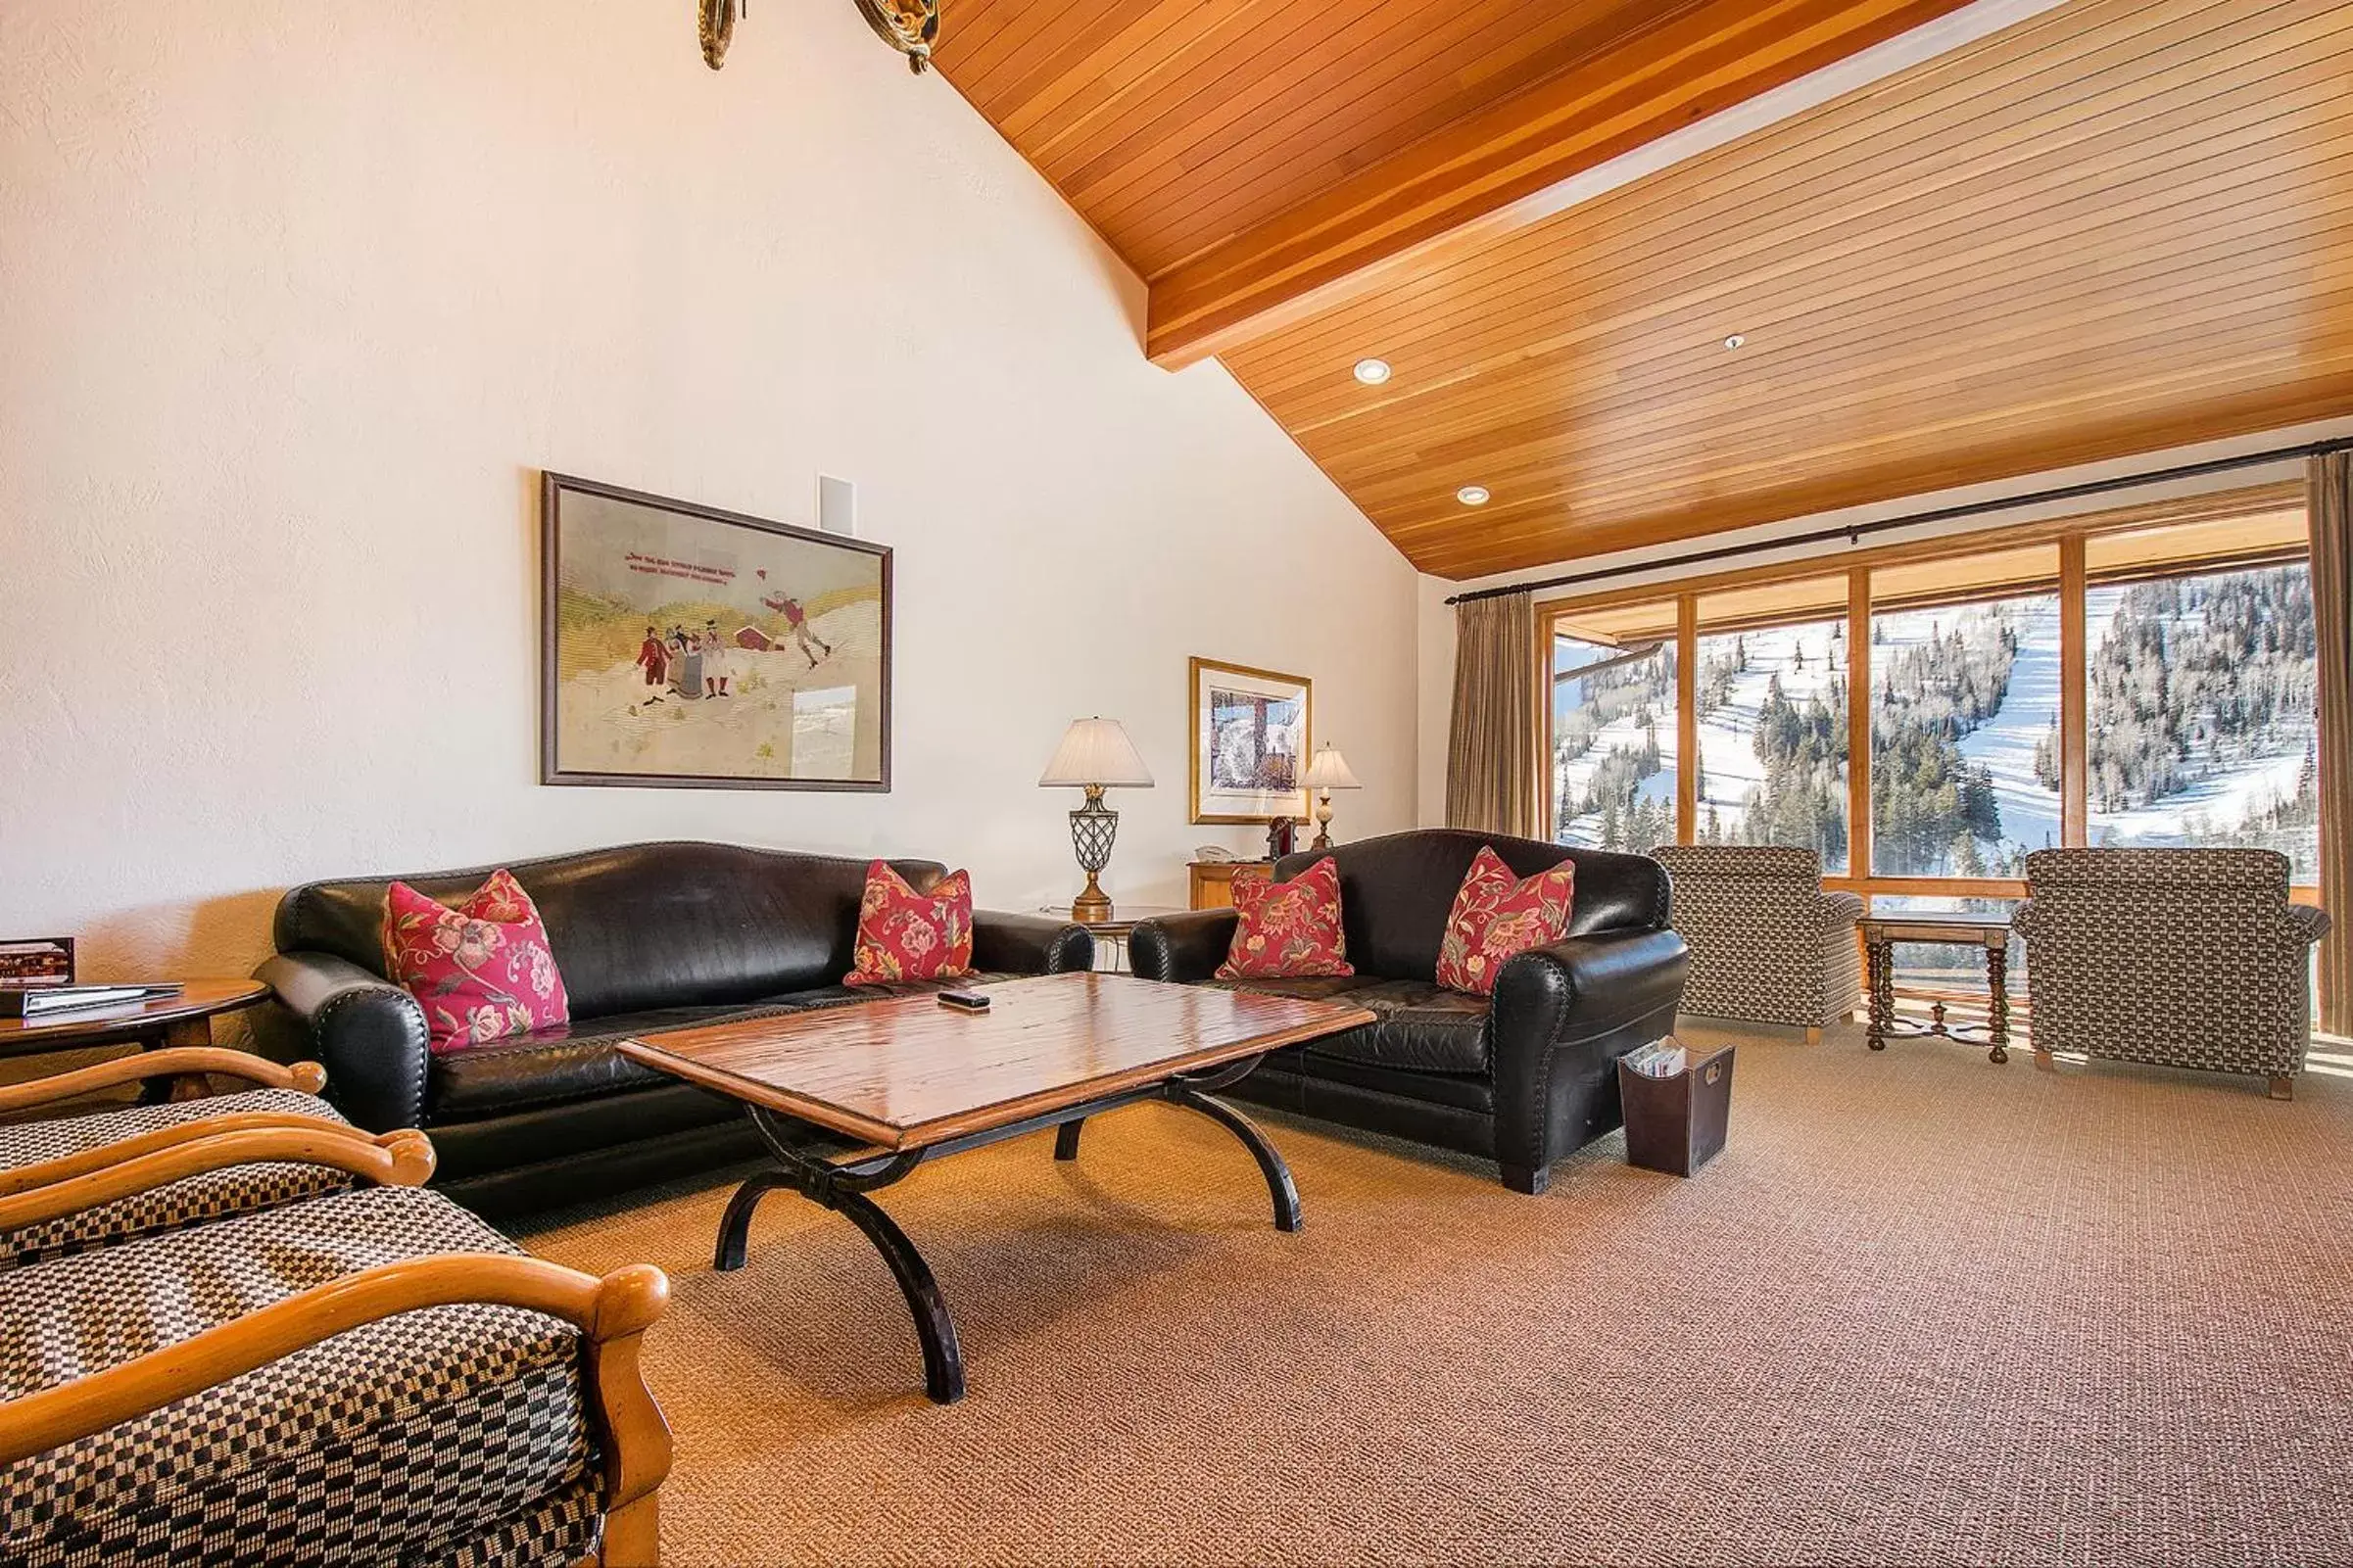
[2084,563,2318,877]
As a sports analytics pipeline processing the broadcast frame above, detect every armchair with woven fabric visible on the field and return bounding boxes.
[2013,847,2331,1099]
[1129,829,1688,1194]
[0,1051,675,1567]
[1647,844,1864,1041]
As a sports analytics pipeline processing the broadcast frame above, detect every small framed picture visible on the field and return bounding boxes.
[1189,657,1311,824]
[0,938,74,989]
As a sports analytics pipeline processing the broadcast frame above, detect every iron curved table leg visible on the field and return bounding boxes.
[714,1170,795,1271]
[1054,1119,1084,1161]
[1166,1087,1303,1233]
[831,1185,966,1403]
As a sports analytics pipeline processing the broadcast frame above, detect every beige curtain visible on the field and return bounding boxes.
[2313,451,2352,1036]
[1446,591,1543,838]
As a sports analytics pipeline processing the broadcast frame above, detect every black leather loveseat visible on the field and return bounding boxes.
[251,841,1091,1212]
[1129,830,1686,1194]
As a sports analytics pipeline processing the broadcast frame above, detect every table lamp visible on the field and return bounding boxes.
[1302,743,1361,851]
[1039,718,1155,922]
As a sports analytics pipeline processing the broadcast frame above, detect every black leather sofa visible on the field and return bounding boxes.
[250,841,1092,1213]
[1129,830,1686,1194]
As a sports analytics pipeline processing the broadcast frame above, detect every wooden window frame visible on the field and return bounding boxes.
[1539,481,2322,903]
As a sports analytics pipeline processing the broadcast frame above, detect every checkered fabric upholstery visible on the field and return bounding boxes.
[1650,845,1864,1029]
[2014,848,2331,1081]
[0,1089,356,1268]
[0,1185,600,1568]
[425,1471,602,1568]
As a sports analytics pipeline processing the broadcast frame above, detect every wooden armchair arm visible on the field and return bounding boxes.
[0,1116,411,1198]
[0,1050,326,1115]
[0,1254,673,1564]
[0,1127,435,1235]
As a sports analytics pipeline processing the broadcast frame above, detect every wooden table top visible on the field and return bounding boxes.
[0,978,271,1048]
[1857,913,2012,946]
[616,972,1375,1151]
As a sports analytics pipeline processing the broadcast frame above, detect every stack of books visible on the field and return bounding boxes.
[0,982,182,1022]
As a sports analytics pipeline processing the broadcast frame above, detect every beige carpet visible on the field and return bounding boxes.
[518,1023,2353,1566]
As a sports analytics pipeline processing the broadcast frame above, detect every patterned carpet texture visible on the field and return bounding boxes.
[519,1023,2353,1566]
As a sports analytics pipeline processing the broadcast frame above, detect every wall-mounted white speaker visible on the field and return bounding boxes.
[818,474,856,537]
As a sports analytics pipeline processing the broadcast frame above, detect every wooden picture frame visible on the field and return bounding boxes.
[1189,657,1312,824]
[541,473,892,791]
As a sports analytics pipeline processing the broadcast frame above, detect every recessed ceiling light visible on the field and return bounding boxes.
[1457,485,1491,506]
[1353,357,1393,385]
[1723,334,1747,350]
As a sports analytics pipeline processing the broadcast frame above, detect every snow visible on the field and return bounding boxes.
[1694,621,1843,848]
[1552,643,1677,848]
[2082,585,2312,850]
[1555,580,2313,862]
[1871,598,2064,864]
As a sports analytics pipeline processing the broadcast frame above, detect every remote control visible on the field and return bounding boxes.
[936,990,990,1013]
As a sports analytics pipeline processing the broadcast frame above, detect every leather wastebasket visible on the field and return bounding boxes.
[1617,1044,1734,1176]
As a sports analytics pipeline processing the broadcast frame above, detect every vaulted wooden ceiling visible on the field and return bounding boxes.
[934,0,2353,579]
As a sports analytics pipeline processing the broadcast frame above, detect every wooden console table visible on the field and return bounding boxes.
[1857,914,2013,1065]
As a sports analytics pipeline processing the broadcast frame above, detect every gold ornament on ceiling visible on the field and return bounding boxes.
[697,0,739,71]
[853,0,940,73]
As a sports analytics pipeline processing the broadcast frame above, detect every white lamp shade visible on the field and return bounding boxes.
[1039,718,1155,788]
[1303,744,1361,790]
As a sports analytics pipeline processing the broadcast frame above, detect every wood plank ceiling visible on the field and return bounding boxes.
[934,0,2353,580]
[937,0,1689,282]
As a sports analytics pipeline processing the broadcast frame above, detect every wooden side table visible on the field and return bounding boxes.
[0,979,273,1102]
[1857,916,2012,1064]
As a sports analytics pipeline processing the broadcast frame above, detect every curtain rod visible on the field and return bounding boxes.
[1444,434,2353,606]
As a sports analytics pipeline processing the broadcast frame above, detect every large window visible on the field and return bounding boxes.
[1693,616,1849,872]
[1538,482,2321,898]
[1553,628,1677,853]
[2086,561,2320,877]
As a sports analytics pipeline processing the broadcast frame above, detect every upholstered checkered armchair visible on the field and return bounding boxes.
[0,1183,672,1566]
[0,1054,672,1566]
[0,1048,413,1265]
[2014,848,2330,1098]
[1649,845,1863,1038]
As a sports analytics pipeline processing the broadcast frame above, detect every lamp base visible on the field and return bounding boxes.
[1311,790,1336,851]
[1069,790,1120,924]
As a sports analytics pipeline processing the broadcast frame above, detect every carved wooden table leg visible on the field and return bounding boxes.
[1985,941,2010,1065]
[1866,937,1894,1051]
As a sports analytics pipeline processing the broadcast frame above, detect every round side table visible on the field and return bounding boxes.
[0,979,274,1102]
[1038,905,1189,973]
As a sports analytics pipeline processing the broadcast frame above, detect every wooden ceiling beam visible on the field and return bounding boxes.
[1140,0,1988,368]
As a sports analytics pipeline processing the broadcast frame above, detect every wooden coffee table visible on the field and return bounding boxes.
[617,972,1374,1403]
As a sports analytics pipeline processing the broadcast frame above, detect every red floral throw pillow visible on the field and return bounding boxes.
[1435,846,1576,997]
[845,861,976,987]
[1217,855,1354,980]
[381,869,571,1054]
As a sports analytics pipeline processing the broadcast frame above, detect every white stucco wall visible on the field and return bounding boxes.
[0,0,1420,982]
